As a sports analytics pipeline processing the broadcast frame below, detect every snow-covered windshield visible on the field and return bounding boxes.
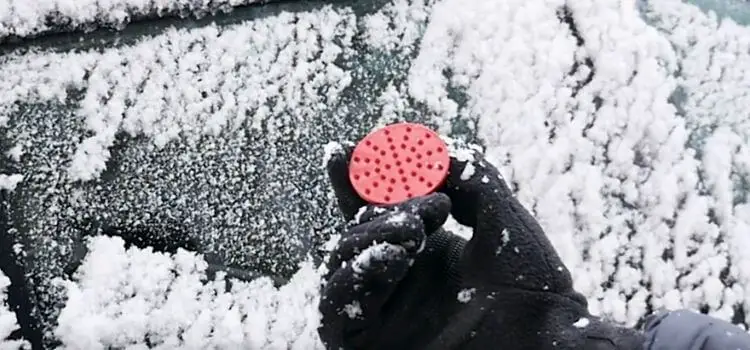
[1,0,750,348]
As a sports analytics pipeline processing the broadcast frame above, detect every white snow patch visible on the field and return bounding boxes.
[351,243,405,275]
[11,244,23,257]
[322,141,344,168]
[343,301,362,319]
[353,206,368,224]
[0,272,28,349]
[386,212,409,225]
[318,233,342,276]
[0,6,356,181]
[415,236,427,253]
[457,288,476,303]
[495,229,511,255]
[0,174,23,191]
[573,317,590,328]
[452,148,475,164]
[321,234,342,253]
[408,0,750,327]
[460,162,475,181]
[0,0,260,41]
[55,236,323,349]
[6,144,22,162]
[444,215,473,240]
[363,0,434,51]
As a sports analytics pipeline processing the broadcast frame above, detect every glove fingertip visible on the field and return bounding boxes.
[324,141,367,221]
[421,192,451,233]
[323,141,352,173]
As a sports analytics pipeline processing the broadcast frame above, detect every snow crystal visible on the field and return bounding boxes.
[343,301,362,319]
[0,0,260,42]
[352,243,406,275]
[572,317,590,328]
[457,288,476,303]
[480,175,489,183]
[386,212,409,225]
[460,162,475,181]
[0,174,22,191]
[495,229,511,255]
[0,272,28,349]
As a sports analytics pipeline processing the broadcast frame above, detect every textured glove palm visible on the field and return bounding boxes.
[318,143,644,350]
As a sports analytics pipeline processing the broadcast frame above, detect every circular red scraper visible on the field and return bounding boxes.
[349,122,450,205]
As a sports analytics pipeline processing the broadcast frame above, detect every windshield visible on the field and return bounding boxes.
[1,0,750,348]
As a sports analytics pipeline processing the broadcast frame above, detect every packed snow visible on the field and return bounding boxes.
[1,0,750,348]
[55,236,322,349]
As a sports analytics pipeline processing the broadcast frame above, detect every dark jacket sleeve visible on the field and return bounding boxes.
[644,309,750,350]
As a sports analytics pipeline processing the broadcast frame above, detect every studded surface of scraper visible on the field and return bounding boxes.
[349,122,450,205]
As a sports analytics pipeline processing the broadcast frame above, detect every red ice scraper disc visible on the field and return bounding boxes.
[349,122,450,205]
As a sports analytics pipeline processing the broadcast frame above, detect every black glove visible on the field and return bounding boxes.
[318,141,646,350]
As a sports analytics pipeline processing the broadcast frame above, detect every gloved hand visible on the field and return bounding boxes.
[318,141,645,350]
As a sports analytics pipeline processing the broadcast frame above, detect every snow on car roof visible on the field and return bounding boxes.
[1,0,750,348]
[0,0,260,43]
